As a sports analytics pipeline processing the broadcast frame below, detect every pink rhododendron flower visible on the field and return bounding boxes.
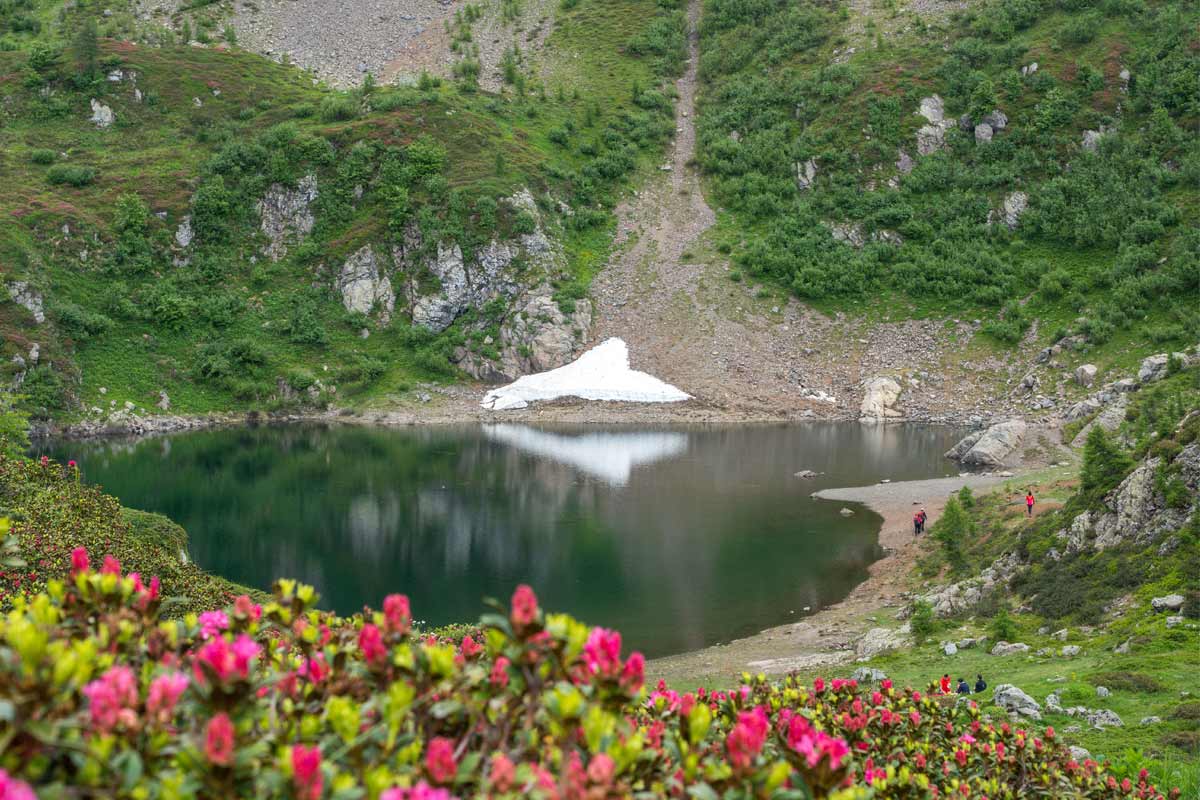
[0,769,37,800]
[146,671,189,725]
[587,754,615,786]
[489,753,515,791]
[725,707,769,771]
[231,634,261,675]
[359,623,386,665]
[490,656,510,688]
[425,737,457,784]
[583,628,623,679]
[383,594,412,634]
[381,783,454,800]
[813,677,826,694]
[459,635,481,659]
[292,745,323,800]
[204,713,235,766]
[233,595,262,621]
[70,547,89,575]
[620,652,645,693]
[510,584,538,627]
[301,654,329,684]
[193,634,256,685]
[82,665,138,733]
[101,555,122,576]
[198,610,229,640]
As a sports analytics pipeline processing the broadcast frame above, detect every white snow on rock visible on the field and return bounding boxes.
[483,424,687,485]
[481,338,690,411]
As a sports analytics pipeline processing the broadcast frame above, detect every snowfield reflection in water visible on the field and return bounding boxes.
[482,424,688,486]
[40,422,966,657]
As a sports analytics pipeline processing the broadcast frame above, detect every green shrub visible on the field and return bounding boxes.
[45,163,96,187]
[911,599,935,643]
[1089,671,1165,693]
[317,94,359,122]
[29,148,55,164]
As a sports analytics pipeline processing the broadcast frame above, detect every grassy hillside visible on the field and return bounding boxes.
[696,0,1198,369]
[0,0,684,421]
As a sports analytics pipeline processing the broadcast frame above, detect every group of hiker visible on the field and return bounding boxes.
[913,489,1036,536]
[940,673,987,695]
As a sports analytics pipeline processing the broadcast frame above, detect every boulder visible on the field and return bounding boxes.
[1081,128,1110,152]
[1166,615,1183,628]
[916,124,946,156]
[1140,716,1161,726]
[945,431,984,461]
[794,470,818,479]
[829,221,866,248]
[6,281,45,324]
[918,95,945,124]
[89,98,115,128]
[895,149,914,174]
[1069,746,1091,761]
[1021,62,1039,76]
[1151,594,1185,612]
[156,391,170,411]
[993,684,1042,719]
[1070,394,1129,448]
[795,158,817,191]
[1045,691,1063,713]
[1087,709,1123,729]
[991,641,1031,657]
[336,245,395,319]
[983,109,1008,131]
[958,419,1027,467]
[974,123,993,144]
[1074,364,1098,386]
[859,377,903,423]
[1096,686,1110,698]
[856,626,912,658]
[943,642,958,656]
[257,175,318,261]
[851,667,889,683]
[1051,628,1069,641]
[1136,351,1196,384]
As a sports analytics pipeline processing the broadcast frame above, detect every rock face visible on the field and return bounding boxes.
[7,281,45,324]
[904,553,1020,618]
[859,377,902,423]
[336,245,395,319]
[89,98,115,128]
[829,221,866,248]
[1001,192,1028,230]
[993,684,1041,719]
[174,216,194,249]
[795,158,817,190]
[895,150,914,174]
[948,419,1027,467]
[1091,445,1198,549]
[915,95,955,156]
[455,290,592,382]
[257,175,318,261]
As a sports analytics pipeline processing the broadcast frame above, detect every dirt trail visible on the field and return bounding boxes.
[648,473,1013,688]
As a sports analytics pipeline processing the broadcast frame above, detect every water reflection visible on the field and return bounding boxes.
[482,424,689,486]
[40,422,965,657]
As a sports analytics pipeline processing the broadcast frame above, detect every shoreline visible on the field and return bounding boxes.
[647,473,1015,688]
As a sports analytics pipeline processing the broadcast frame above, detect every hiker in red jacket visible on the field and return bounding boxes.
[940,674,952,694]
[1025,489,1035,517]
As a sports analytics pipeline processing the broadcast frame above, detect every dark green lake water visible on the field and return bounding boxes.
[40,423,965,657]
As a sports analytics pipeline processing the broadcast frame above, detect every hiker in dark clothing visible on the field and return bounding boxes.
[918,508,928,532]
[974,674,987,694]
[956,678,971,695]
[914,512,922,536]
[1025,490,1035,517]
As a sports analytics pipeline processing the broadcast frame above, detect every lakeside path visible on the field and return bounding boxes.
[648,473,1015,689]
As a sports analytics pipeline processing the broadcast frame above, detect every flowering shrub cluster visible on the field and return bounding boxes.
[0,545,1182,800]
[0,453,245,613]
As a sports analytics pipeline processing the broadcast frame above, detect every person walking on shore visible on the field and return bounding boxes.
[918,508,927,532]
[1025,489,1035,517]
[914,511,922,536]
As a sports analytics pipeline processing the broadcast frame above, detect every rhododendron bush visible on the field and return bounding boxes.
[0,550,1181,800]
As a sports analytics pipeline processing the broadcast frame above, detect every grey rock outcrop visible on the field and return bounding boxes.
[336,245,395,319]
[1061,645,1081,657]
[949,419,1027,467]
[903,553,1021,618]
[859,377,902,423]
[1075,364,1098,386]
[974,123,993,144]
[89,98,115,128]
[454,289,592,382]
[916,95,955,156]
[983,109,1008,131]
[1001,191,1028,230]
[856,626,912,658]
[993,684,1041,718]
[895,149,914,174]
[991,641,1031,656]
[945,430,983,460]
[174,216,194,249]
[829,221,866,248]
[1151,594,1185,612]
[851,667,889,683]
[257,174,318,261]
[795,158,817,190]
[1081,127,1111,152]
[7,281,45,324]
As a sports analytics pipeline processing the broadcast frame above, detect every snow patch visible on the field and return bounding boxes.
[481,338,690,411]
[483,424,687,485]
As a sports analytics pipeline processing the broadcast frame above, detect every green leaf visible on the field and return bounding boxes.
[686,784,720,800]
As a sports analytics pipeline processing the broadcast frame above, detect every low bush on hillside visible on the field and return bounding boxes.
[0,544,1183,799]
